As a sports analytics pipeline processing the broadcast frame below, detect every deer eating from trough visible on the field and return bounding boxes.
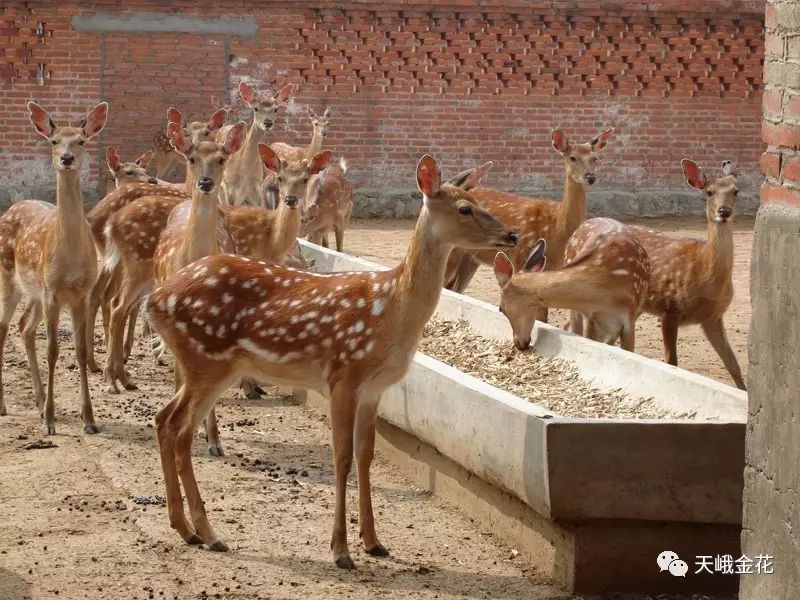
[627,159,746,390]
[495,217,650,352]
[146,155,517,568]
[0,101,107,433]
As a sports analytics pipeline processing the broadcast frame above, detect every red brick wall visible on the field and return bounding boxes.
[0,0,765,205]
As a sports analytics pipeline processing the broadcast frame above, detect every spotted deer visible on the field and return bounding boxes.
[106,147,155,188]
[627,159,746,390]
[270,106,331,163]
[445,128,614,324]
[146,155,517,566]
[303,158,354,252]
[0,101,107,433]
[494,218,650,352]
[218,81,292,206]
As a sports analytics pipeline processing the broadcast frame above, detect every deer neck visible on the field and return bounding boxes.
[183,161,196,194]
[555,175,587,236]
[391,207,452,342]
[515,268,597,314]
[236,120,267,177]
[704,220,734,282]
[54,168,88,246]
[304,128,324,160]
[181,190,221,262]
[272,202,302,256]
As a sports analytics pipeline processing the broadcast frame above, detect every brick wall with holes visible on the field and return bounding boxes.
[0,0,765,213]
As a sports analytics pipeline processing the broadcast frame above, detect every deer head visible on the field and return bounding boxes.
[106,147,155,187]
[494,239,548,349]
[239,81,292,131]
[167,107,226,146]
[307,106,332,139]
[682,159,739,224]
[418,156,518,250]
[168,121,247,195]
[551,127,614,186]
[28,101,108,172]
[258,144,332,212]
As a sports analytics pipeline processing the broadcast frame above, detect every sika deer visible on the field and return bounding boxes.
[304,158,354,252]
[494,218,650,352]
[106,147,155,188]
[445,128,614,322]
[147,156,517,567]
[0,101,107,433]
[627,160,746,390]
[270,106,331,163]
[218,81,292,206]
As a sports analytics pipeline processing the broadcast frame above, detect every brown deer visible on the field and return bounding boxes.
[303,157,354,252]
[627,159,746,390]
[444,128,614,324]
[0,101,107,433]
[270,106,331,163]
[218,81,292,206]
[494,218,650,352]
[146,155,517,566]
[106,147,155,188]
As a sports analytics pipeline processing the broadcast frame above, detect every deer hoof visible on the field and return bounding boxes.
[245,389,262,400]
[208,540,229,552]
[122,381,138,391]
[83,423,100,435]
[208,444,224,457]
[0,405,6,417]
[42,422,56,436]
[186,534,204,546]
[87,361,102,374]
[366,543,389,557]
[335,555,356,570]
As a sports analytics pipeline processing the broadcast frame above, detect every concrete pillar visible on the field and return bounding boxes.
[741,1,800,598]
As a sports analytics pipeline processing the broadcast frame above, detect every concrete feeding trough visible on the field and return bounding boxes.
[297,240,747,595]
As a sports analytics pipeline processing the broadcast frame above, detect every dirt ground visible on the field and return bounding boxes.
[342,216,754,388]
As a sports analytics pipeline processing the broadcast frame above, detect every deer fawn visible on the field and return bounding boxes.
[494,218,650,352]
[0,101,107,433]
[303,158,354,252]
[146,155,517,566]
[218,81,292,206]
[627,159,746,390]
[106,147,155,188]
[445,128,614,321]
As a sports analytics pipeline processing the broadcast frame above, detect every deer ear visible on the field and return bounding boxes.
[323,106,332,118]
[167,122,192,157]
[224,121,247,155]
[81,102,108,139]
[590,127,614,151]
[307,106,317,120]
[551,128,569,154]
[447,161,493,190]
[275,84,292,104]
[493,252,514,287]
[309,150,333,175]
[416,155,441,199]
[722,160,737,177]
[208,109,226,132]
[167,107,184,126]
[136,149,154,168]
[28,101,56,138]
[258,143,280,173]
[106,147,120,171]
[239,81,255,105]
[524,239,547,273]
[681,159,706,190]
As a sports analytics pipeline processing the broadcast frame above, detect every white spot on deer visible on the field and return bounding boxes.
[356,298,366,308]
[289,299,301,308]
[205,325,213,336]
[353,320,364,333]
[209,306,220,316]
[193,299,204,309]
[347,338,359,351]
[321,315,333,324]
[205,276,219,287]
[365,340,375,354]
[228,277,238,285]
[176,321,187,333]
[238,338,280,362]
[612,269,629,276]
[216,325,226,338]
[219,266,230,275]
[371,298,386,316]
[222,293,234,304]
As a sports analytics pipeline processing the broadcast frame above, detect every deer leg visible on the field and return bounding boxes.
[155,387,201,545]
[0,280,21,416]
[330,388,356,569]
[620,314,636,352]
[18,300,45,411]
[42,299,61,436]
[104,278,141,393]
[123,301,139,362]
[69,300,98,433]
[585,318,599,342]
[334,223,345,253]
[445,252,480,294]
[661,313,680,366]
[569,311,584,335]
[321,232,330,249]
[354,396,387,557]
[535,306,549,325]
[86,265,113,373]
[701,317,746,390]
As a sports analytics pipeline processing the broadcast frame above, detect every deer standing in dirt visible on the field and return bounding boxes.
[146,154,517,566]
[627,159,746,390]
[445,128,614,323]
[303,158,354,252]
[218,81,292,206]
[106,147,155,188]
[0,101,107,433]
[494,218,650,352]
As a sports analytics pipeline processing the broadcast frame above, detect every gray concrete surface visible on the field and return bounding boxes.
[741,202,800,598]
[71,12,257,35]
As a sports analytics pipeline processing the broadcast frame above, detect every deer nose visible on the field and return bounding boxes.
[507,232,519,246]
[514,337,531,351]
[148,177,158,184]
[198,177,214,192]
[263,119,274,128]
[585,173,596,185]
[60,154,75,166]
[718,205,732,220]
[285,195,298,208]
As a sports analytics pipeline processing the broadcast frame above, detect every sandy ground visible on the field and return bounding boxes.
[341,216,754,388]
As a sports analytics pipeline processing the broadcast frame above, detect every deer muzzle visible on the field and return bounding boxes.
[718,205,732,221]
[197,177,214,193]
[60,154,75,167]
[585,173,597,185]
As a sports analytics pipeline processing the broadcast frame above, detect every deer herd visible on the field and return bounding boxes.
[0,79,746,570]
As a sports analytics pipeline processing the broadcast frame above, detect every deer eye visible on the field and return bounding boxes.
[50,140,57,145]
[706,190,713,197]
[218,157,225,165]
[189,158,196,165]
[125,170,134,175]
[253,107,259,112]
[278,176,283,183]
[302,177,309,183]
[78,140,85,146]
[569,156,576,162]
[733,189,739,196]
[458,205,473,216]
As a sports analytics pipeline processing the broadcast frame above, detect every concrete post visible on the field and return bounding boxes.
[741,1,800,598]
